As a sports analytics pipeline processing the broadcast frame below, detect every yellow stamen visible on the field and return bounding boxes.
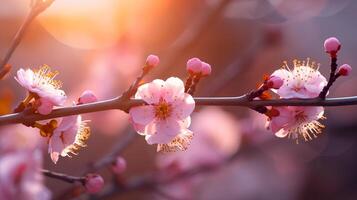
[155,99,172,120]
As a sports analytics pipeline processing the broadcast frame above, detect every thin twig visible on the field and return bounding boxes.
[41,169,85,184]
[0,0,55,79]
[319,56,338,98]
[1,95,357,126]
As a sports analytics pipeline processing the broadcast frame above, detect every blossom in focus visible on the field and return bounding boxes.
[266,106,325,143]
[129,77,195,152]
[48,115,90,164]
[271,59,327,98]
[14,65,66,114]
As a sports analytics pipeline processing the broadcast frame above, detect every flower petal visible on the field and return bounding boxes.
[171,94,195,120]
[136,79,165,104]
[48,137,65,164]
[144,118,182,144]
[129,105,155,125]
[275,129,289,138]
[162,77,185,103]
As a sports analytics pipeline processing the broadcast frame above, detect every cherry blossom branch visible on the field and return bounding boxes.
[1,95,357,126]
[41,169,85,184]
[0,0,55,79]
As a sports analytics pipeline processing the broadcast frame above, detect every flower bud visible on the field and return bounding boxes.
[111,156,127,175]
[84,174,104,194]
[324,37,341,55]
[337,64,352,76]
[201,62,212,76]
[145,54,160,68]
[78,90,97,104]
[267,76,284,89]
[186,58,202,74]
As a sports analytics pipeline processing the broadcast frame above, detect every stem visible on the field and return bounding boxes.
[1,95,357,126]
[319,57,338,98]
[41,169,85,184]
[0,1,55,79]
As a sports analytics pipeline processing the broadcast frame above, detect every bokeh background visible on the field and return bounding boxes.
[1,0,357,199]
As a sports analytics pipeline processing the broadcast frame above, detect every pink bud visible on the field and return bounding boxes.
[84,174,104,194]
[324,37,341,54]
[186,58,202,74]
[37,98,54,115]
[145,54,160,68]
[78,90,97,104]
[201,62,212,76]
[112,156,127,174]
[337,64,352,76]
[267,76,284,89]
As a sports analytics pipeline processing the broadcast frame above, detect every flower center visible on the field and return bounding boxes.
[294,110,307,123]
[155,100,172,120]
[34,65,62,89]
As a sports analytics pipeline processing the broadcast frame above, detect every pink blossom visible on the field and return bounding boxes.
[271,59,327,98]
[186,58,203,74]
[337,64,352,76]
[145,54,160,68]
[78,90,97,104]
[0,151,50,200]
[14,65,67,112]
[111,156,127,174]
[324,37,341,54]
[266,106,325,143]
[84,174,104,194]
[48,115,90,164]
[129,77,195,152]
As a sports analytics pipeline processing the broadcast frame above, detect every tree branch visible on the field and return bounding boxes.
[0,0,55,79]
[1,95,357,126]
[41,169,85,184]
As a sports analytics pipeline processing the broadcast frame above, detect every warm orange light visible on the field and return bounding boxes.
[38,0,123,49]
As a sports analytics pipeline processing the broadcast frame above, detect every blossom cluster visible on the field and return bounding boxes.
[0,36,353,198]
[264,37,352,143]
[14,65,95,164]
